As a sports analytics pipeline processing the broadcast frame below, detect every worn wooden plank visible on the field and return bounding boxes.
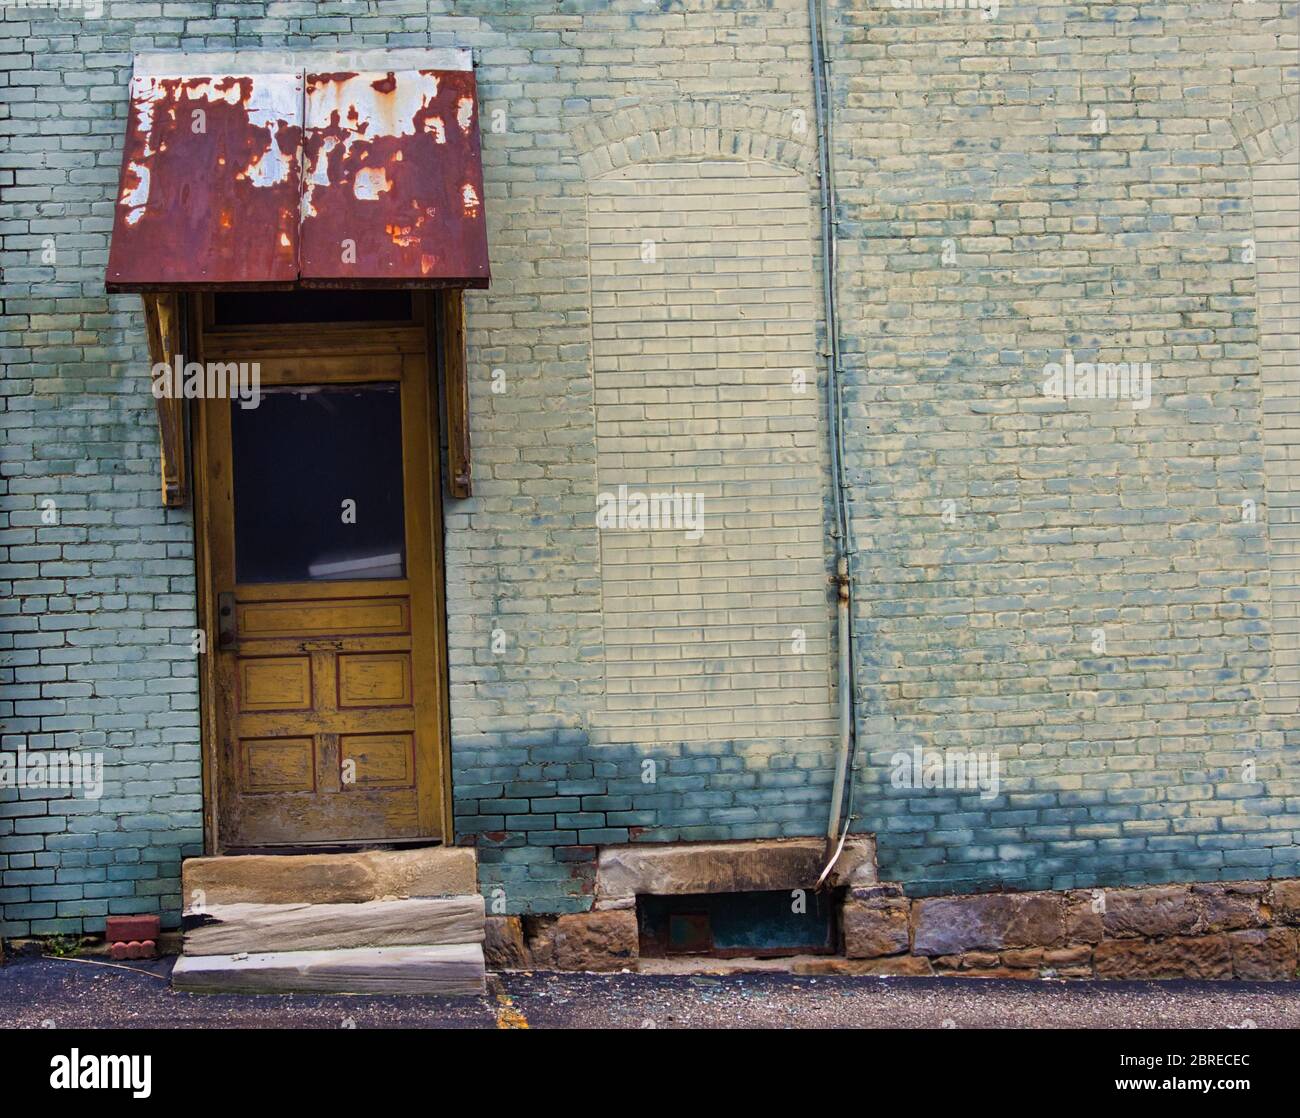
[171,943,485,995]
[183,895,484,956]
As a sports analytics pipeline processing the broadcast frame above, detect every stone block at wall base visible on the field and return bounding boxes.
[842,893,911,958]
[1094,935,1234,980]
[1227,929,1299,980]
[912,892,1066,955]
[486,878,1300,978]
[889,879,1300,981]
[1101,886,1203,939]
[793,954,934,977]
[483,916,529,969]
[1271,880,1300,924]
[524,910,638,972]
[1192,883,1268,933]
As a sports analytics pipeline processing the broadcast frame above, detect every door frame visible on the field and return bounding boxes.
[189,292,456,854]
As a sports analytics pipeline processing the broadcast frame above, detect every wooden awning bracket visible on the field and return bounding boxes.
[141,292,188,508]
[437,289,472,499]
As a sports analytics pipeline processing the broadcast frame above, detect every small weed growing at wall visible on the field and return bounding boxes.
[42,935,84,958]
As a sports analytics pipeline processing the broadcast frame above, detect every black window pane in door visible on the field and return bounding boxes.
[231,384,406,584]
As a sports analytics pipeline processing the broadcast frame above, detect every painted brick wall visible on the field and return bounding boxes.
[0,7,208,936]
[831,1,1299,893]
[587,159,835,745]
[1256,125,1300,712]
[446,11,842,914]
[2,1,1297,933]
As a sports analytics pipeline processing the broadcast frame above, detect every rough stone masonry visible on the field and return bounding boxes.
[0,0,1297,961]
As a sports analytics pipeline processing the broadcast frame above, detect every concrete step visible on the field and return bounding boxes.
[175,849,486,994]
[182,846,478,906]
[171,943,486,996]
[183,895,485,957]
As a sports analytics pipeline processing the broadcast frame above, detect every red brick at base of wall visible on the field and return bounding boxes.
[839,879,1300,980]
[484,879,1300,979]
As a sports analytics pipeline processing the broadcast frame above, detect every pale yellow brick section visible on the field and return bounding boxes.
[1257,142,1300,712]
[586,159,836,744]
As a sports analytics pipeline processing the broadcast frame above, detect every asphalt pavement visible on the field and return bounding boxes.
[2,954,1298,1029]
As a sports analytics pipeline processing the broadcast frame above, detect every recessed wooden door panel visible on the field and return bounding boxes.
[338,654,413,708]
[239,657,313,712]
[341,733,416,789]
[238,596,411,640]
[242,738,317,794]
[200,338,448,849]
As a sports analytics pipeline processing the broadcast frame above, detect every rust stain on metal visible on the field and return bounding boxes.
[107,63,489,291]
[299,68,489,286]
[106,72,303,289]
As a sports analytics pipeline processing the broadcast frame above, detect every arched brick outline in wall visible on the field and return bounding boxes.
[572,100,817,182]
[573,103,839,747]
[1234,98,1300,714]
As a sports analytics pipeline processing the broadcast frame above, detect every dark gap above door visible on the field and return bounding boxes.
[213,289,414,327]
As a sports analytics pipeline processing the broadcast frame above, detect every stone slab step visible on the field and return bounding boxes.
[171,943,486,996]
[182,846,477,906]
[183,895,485,957]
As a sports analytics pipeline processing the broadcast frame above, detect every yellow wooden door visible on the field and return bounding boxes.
[199,344,446,849]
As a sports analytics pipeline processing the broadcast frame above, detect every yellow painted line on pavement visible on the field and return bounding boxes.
[495,992,529,1029]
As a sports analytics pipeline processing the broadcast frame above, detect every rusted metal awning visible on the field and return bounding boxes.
[106,49,489,291]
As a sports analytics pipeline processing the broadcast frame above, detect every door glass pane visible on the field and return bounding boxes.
[231,383,406,583]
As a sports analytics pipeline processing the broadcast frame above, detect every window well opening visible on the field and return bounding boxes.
[637,889,841,959]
